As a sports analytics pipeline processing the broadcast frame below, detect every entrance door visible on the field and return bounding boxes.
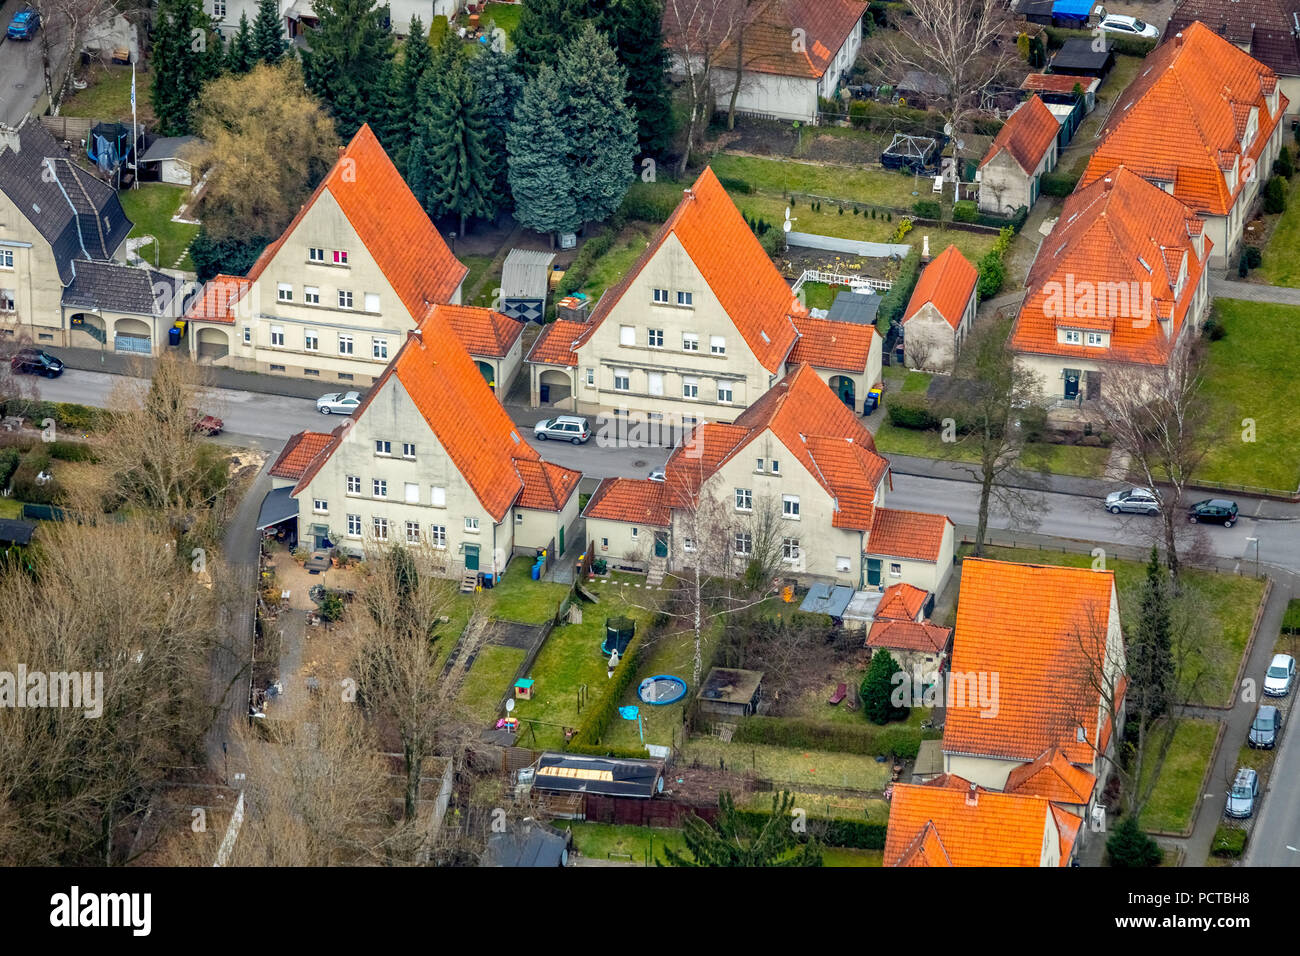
[1063,368,1080,401]
[830,375,855,409]
[867,558,882,587]
[559,525,565,556]
[464,545,480,571]
[654,531,668,558]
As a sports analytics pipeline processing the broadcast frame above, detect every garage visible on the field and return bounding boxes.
[114,318,152,355]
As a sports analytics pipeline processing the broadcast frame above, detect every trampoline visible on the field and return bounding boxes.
[638,674,687,705]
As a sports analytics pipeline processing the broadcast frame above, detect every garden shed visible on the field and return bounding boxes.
[1049,38,1114,79]
[501,248,556,323]
[697,667,765,719]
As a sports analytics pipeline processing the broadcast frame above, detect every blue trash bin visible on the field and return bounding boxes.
[168,326,181,347]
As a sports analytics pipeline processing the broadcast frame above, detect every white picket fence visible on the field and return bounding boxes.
[791,269,893,295]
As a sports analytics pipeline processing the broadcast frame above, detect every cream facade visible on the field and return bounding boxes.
[977,138,1058,215]
[903,296,974,373]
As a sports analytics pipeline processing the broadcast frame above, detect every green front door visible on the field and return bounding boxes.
[867,558,882,587]
[464,545,480,571]
[559,525,565,556]
[654,531,668,558]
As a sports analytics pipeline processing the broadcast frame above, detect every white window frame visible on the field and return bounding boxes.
[373,516,389,541]
[0,249,13,269]
[710,335,726,355]
[304,328,318,352]
[717,381,733,403]
[333,249,349,265]
[346,514,362,538]
[677,291,693,307]
[613,368,631,391]
[372,337,388,360]
[783,494,800,519]
[312,498,328,514]
[653,288,669,304]
[242,325,251,345]
[465,516,480,532]
[682,376,699,399]
[402,443,416,459]
[771,459,780,474]
[682,333,699,352]
[1086,331,1104,347]
[372,478,388,498]
[375,440,392,456]
[276,283,292,302]
[338,290,354,310]
[647,328,664,348]
[1063,329,1082,345]
[346,475,361,495]
[270,325,285,347]
[889,562,903,578]
[338,333,354,355]
[735,488,752,512]
[309,247,325,263]
[304,286,320,305]
[782,537,800,561]
[734,531,752,556]
[405,521,421,544]
[430,525,447,549]
[585,367,595,387]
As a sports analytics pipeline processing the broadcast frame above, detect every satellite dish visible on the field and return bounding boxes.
[943,123,953,136]
[956,139,965,150]
[783,219,792,232]
[505,698,515,712]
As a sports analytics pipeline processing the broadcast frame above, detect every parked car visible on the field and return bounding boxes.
[10,347,63,377]
[648,466,666,482]
[1248,705,1283,749]
[188,409,224,436]
[6,9,39,40]
[1095,12,1159,39]
[1187,498,1239,527]
[533,415,590,444]
[1264,653,1296,697]
[1104,486,1159,515]
[316,390,361,415]
[1225,767,1258,819]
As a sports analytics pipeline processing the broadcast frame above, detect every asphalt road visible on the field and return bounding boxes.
[1249,679,1300,867]
[0,25,64,128]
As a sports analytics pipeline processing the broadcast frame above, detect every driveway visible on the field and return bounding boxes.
[0,18,69,127]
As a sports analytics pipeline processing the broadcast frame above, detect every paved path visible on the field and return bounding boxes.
[1211,277,1300,306]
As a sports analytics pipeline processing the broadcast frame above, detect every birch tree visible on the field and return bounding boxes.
[664,0,748,177]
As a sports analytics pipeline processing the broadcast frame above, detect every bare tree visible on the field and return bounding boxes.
[878,0,1016,184]
[1099,333,1214,585]
[937,315,1045,553]
[665,0,749,177]
[721,0,766,130]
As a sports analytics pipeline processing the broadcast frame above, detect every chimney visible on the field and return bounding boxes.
[683,188,695,201]
[407,328,423,346]
[965,783,979,807]
[922,234,931,263]
[1174,31,1183,46]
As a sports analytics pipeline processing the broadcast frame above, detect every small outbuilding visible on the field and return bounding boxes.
[533,752,665,799]
[480,819,570,867]
[697,667,765,719]
[1048,38,1115,79]
[500,248,556,323]
[140,135,199,186]
[0,518,36,548]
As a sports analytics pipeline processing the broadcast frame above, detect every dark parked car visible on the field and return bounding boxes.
[1187,498,1238,527]
[1248,705,1283,749]
[10,347,63,377]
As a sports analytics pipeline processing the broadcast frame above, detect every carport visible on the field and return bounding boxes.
[256,487,300,545]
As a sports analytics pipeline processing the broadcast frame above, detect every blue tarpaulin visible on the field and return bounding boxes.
[1052,0,1092,21]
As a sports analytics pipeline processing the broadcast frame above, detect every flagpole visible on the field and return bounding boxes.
[130,59,138,190]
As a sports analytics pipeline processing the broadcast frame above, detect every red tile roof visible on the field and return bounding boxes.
[1051,804,1082,866]
[876,582,928,621]
[980,95,1060,174]
[294,317,552,522]
[665,0,866,80]
[903,245,978,330]
[1010,166,1210,364]
[894,822,954,867]
[1020,73,1099,95]
[526,319,588,368]
[943,558,1118,765]
[787,316,876,373]
[582,477,671,526]
[560,167,801,374]
[269,431,334,480]
[1082,21,1289,216]
[885,783,1056,867]
[185,275,251,325]
[1004,748,1097,805]
[1167,1,1300,78]
[867,619,952,654]
[514,458,581,512]
[867,508,952,562]
[427,303,524,359]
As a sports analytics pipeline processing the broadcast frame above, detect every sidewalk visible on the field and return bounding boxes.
[1211,277,1300,306]
[57,345,326,400]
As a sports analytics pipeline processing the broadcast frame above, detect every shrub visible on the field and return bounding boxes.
[730,715,931,759]
[952,199,978,223]
[47,440,95,462]
[977,249,1006,300]
[1040,169,1081,197]
[1018,403,1048,443]
[618,182,680,223]
[847,98,935,134]
[568,627,650,749]
[1106,816,1162,867]
[886,391,939,429]
[1264,175,1287,214]
[188,228,271,283]
[0,447,19,489]
[732,808,887,849]
[889,217,914,243]
[1274,155,1294,180]
[1043,25,1155,57]
[556,230,615,296]
[1245,245,1263,269]
[876,248,921,331]
[428,14,449,46]
[1238,252,1249,278]
[861,650,908,725]
[1211,825,1247,859]
[1282,598,1300,634]
[970,116,1004,137]
[717,175,754,194]
[911,198,941,219]
[759,227,787,256]
[11,457,59,505]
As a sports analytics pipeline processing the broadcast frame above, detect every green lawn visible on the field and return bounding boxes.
[823,847,884,867]
[568,823,686,864]
[799,281,845,311]
[60,65,149,122]
[680,739,892,792]
[737,788,890,821]
[576,225,655,300]
[1020,441,1112,478]
[873,420,984,463]
[118,184,198,271]
[1198,300,1300,493]
[462,1,522,39]
[709,153,923,209]
[1259,175,1300,287]
[972,547,1265,706]
[1137,718,1218,833]
[459,254,497,307]
[458,644,526,722]
[480,557,570,625]
[0,499,21,520]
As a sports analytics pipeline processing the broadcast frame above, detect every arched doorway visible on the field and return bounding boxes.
[477,360,496,391]
[829,375,856,409]
[68,312,105,346]
[113,317,152,355]
[538,369,572,405]
[197,327,230,363]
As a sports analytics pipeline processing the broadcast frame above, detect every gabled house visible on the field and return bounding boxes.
[1166,1,1300,114]
[865,581,952,674]
[527,167,880,426]
[901,244,978,372]
[430,303,526,395]
[884,777,1080,867]
[276,307,581,579]
[1081,21,1289,268]
[941,558,1126,795]
[581,364,954,591]
[978,95,1061,214]
[0,116,141,350]
[1010,166,1212,404]
[185,124,467,385]
[664,0,867,124]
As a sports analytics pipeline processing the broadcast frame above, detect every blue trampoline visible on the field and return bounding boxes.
[638,674,687,705]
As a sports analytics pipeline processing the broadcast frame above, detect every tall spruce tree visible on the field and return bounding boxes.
[861,650,907,725]
[407,63,496,235]
[467,41,522,210]
[383,17,432,175]
[555,22,636,225]
[661,792,822,867]
[226,13,257,74]
[600,0,672,159]
[511,0,581,76]
[1131,547,1174,720]
[301,0,393,138]
[152,0,221,136]
[251,0,289,63]
[507,65,579,237]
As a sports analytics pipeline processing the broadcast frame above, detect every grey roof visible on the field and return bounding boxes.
[1050,38,1114,74]
[62,260,194,317]
[140,135,198,164]
[0,117,133,284]
[501,248,556,299]
[897,70,949,97]
[0,518,36,547]
[827,291,882,325]
[481,821,568,867]
[534,752,664,799]
[800,582,856,617]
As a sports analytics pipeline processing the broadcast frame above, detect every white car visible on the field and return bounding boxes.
[316,390,361,415]
[1264,653,1296,697]
[1096,13,1159,40]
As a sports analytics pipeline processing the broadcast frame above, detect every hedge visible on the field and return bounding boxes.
[732,808,887,850]
[729,715,932,760]
[1211,825,1247,858]
[619,182,682,224]
[911,198,941,219]
[1041,169,1082,197]
[0,447,19,489]
[1283,599,1300,634]
[847,99,942,136]
[1044,26,1157,57]
[566,625,651,750]
[952,199,978,223]
[47,440,96,462]
[886,391,939,430]
[2,399,109,433]
[876,248,922,332]
[556,230,615,296]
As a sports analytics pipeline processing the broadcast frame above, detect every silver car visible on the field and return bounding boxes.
[1264,654,1296,697]
[1105,487,1160,515]
[1225,767,1258,819]
[317,390,361,415]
